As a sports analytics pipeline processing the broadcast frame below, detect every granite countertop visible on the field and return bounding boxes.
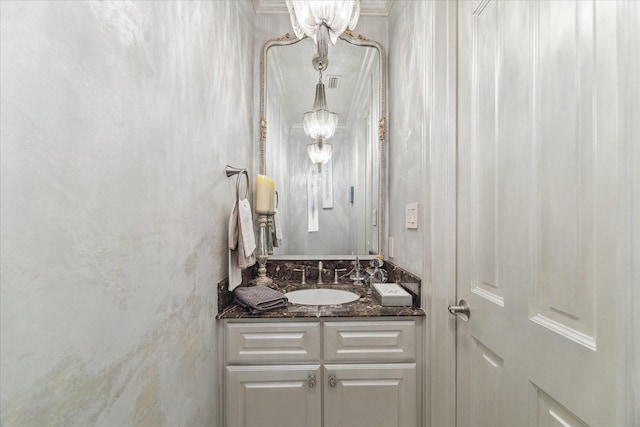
[217,281,426,319]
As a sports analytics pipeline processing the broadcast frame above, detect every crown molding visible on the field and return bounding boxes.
[251,0,394,17]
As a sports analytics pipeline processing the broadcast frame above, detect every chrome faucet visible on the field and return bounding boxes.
[293,266,306,285]
[334,268,348,284]
[317,261,324,285]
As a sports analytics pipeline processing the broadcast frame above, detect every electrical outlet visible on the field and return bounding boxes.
[405,203,418,229]
[389,237,395,258]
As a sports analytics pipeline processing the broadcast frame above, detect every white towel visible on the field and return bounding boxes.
[238,198,256,257]
[228,203,242,290]
[228,199,257,291]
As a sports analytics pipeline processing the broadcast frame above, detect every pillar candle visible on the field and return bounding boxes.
[256,174,271,213]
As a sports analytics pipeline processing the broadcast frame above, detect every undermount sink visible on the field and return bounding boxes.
[285,289,360,306]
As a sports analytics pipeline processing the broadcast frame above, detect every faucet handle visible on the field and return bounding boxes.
[317,261,324,285]
[293,267,306,285]
[370,258,384,268]
[333,268,348,284]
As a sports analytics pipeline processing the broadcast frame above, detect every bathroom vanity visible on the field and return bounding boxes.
[217,262,425,427]
[221,318,422,427]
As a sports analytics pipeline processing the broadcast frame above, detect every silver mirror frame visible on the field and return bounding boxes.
[260,30,386,259]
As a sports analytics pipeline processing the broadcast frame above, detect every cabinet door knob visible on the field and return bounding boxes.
[328,375,337,388]
[308,375,317,388]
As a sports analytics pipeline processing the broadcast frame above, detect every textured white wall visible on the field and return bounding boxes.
[0,1,255,426]
[387,1,429,276]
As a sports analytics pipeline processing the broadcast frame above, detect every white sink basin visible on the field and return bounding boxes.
[285,289,360,306]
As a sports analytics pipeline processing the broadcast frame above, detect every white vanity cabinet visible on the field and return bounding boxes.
[224,322,322,427]
[322,320,418,426]
[222,319,421,427]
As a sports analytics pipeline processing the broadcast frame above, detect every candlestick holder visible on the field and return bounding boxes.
[253,212,273,286]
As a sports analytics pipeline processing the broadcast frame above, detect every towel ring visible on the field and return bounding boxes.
[236,170,249,201]
[225,165,249,201]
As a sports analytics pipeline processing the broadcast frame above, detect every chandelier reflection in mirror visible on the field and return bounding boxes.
[307,138,333,165]
[303,68,338,141]
[286,0,361,164]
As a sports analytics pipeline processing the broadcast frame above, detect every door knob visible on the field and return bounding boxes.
[448,299,470,322]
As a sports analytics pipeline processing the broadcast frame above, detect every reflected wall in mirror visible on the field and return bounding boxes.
[261,31,385,259]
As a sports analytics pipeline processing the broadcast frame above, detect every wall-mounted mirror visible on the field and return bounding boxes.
[260,31,385,259]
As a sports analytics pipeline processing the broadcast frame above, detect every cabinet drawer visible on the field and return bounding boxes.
[226,322,321,363]
[323,320,416,361]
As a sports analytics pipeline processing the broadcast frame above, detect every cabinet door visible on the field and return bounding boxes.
[323,363,417,427]
[225,365,321,427]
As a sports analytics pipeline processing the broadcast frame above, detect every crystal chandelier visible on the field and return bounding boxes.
[307,138,333,164]
[285,0,360,70]
[303,69,338,140]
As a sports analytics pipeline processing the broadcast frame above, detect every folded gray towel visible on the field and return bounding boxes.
[234,285,288,313]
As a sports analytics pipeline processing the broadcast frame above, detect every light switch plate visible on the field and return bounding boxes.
[405,203,418,229]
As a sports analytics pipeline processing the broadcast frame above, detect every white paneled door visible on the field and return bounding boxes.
[456,1,626,426]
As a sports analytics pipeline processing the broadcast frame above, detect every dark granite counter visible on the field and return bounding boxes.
[217,260,426,319]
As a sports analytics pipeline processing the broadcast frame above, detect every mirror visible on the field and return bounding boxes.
[260,31,386,259]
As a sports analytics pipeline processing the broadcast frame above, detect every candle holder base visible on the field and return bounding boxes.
[252,275,273,286]
[254,214,273,287]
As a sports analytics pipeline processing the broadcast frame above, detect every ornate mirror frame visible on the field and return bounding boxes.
[260,30,386,259]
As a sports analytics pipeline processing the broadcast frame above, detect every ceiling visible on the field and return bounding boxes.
[251,0,394,16]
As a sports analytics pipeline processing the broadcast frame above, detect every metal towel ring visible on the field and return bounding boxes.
[236,169,249,201]
[225,165,249,201]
